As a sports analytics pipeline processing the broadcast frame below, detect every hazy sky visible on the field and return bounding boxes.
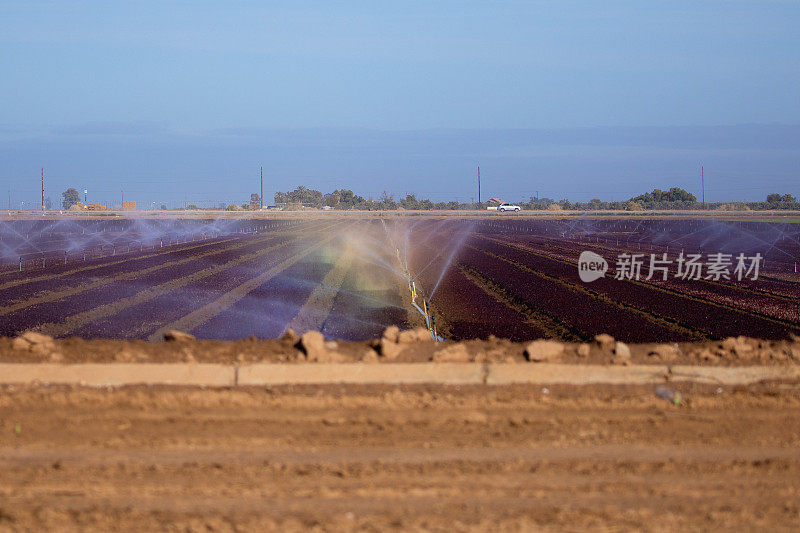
[1,1,798,207]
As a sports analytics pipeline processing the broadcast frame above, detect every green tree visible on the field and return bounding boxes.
[630,187,697,209]
[767,193,796,203]
[324,191,341,208]
[400,194,419,210]
[61,188,80,209]
[284,186,324,207]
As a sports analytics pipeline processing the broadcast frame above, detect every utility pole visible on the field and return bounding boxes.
[260,166,263,210]
[121,190,124,210]
[701,165,705,209]
[477,165,481,205]
[41,168,44,211]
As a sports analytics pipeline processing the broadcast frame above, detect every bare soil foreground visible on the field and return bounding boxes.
[2,382,800,531]
[1,335,800,531]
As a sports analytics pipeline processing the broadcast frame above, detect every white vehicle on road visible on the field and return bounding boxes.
[497,203,521,212]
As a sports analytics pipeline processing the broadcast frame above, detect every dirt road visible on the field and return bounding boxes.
[1,382,799,531]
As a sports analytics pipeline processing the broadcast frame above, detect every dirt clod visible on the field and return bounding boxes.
[381,326,400,343]
[648,344,679,362]
[379,337,404,360]
[398,327,433,344]
[280,329,300,345]
[525,340,564,362]
[163,330,196,342]
[432,343,471,362]
[612,341,631,365]
[12,331,57,356]
[594,333,615,347]
[577,343,591,357]
[299,331,327,360]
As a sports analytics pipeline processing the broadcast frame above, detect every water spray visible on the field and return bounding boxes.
[396,246,443,341]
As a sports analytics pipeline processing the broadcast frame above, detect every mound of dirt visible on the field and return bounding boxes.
[1,329,798,366]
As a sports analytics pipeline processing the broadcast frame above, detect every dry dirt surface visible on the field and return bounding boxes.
[1,382,800,531]
[2,331,800,366]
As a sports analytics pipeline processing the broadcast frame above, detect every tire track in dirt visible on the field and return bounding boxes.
[33,236,318,338]
[146,225,348,341]
[0,234,291,318]
[283,242,354,335]
[458,264,588,342]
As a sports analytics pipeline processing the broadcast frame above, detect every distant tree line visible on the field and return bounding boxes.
[274,187,476,211]
[52,185,797,212]
[270,186,799,211]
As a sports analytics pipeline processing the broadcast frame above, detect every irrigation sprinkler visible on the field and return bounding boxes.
[395,246,444,342]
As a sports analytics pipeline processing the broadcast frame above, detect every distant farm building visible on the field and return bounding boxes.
[123,201,136,211]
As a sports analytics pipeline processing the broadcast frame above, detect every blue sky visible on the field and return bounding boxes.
[1,1,798,207]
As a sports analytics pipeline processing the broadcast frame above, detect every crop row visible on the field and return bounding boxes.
[0,222,337,339]
[492,234,800,323]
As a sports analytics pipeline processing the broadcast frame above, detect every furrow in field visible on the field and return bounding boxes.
[464,243,706,342]
[403,227,551,341]
[0,236,244,297]
[0,222,314,285]
[512,233,800,299]
[283,243,354,335]
[320,249,409,341]
[0,235,289,317]
[146,232,339,341]
[481,235,800,337]
[32,236,312,338]
[185,251,334,340]
[511,235,800,303]
[66,237,328,340]
[457,264,588,342]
